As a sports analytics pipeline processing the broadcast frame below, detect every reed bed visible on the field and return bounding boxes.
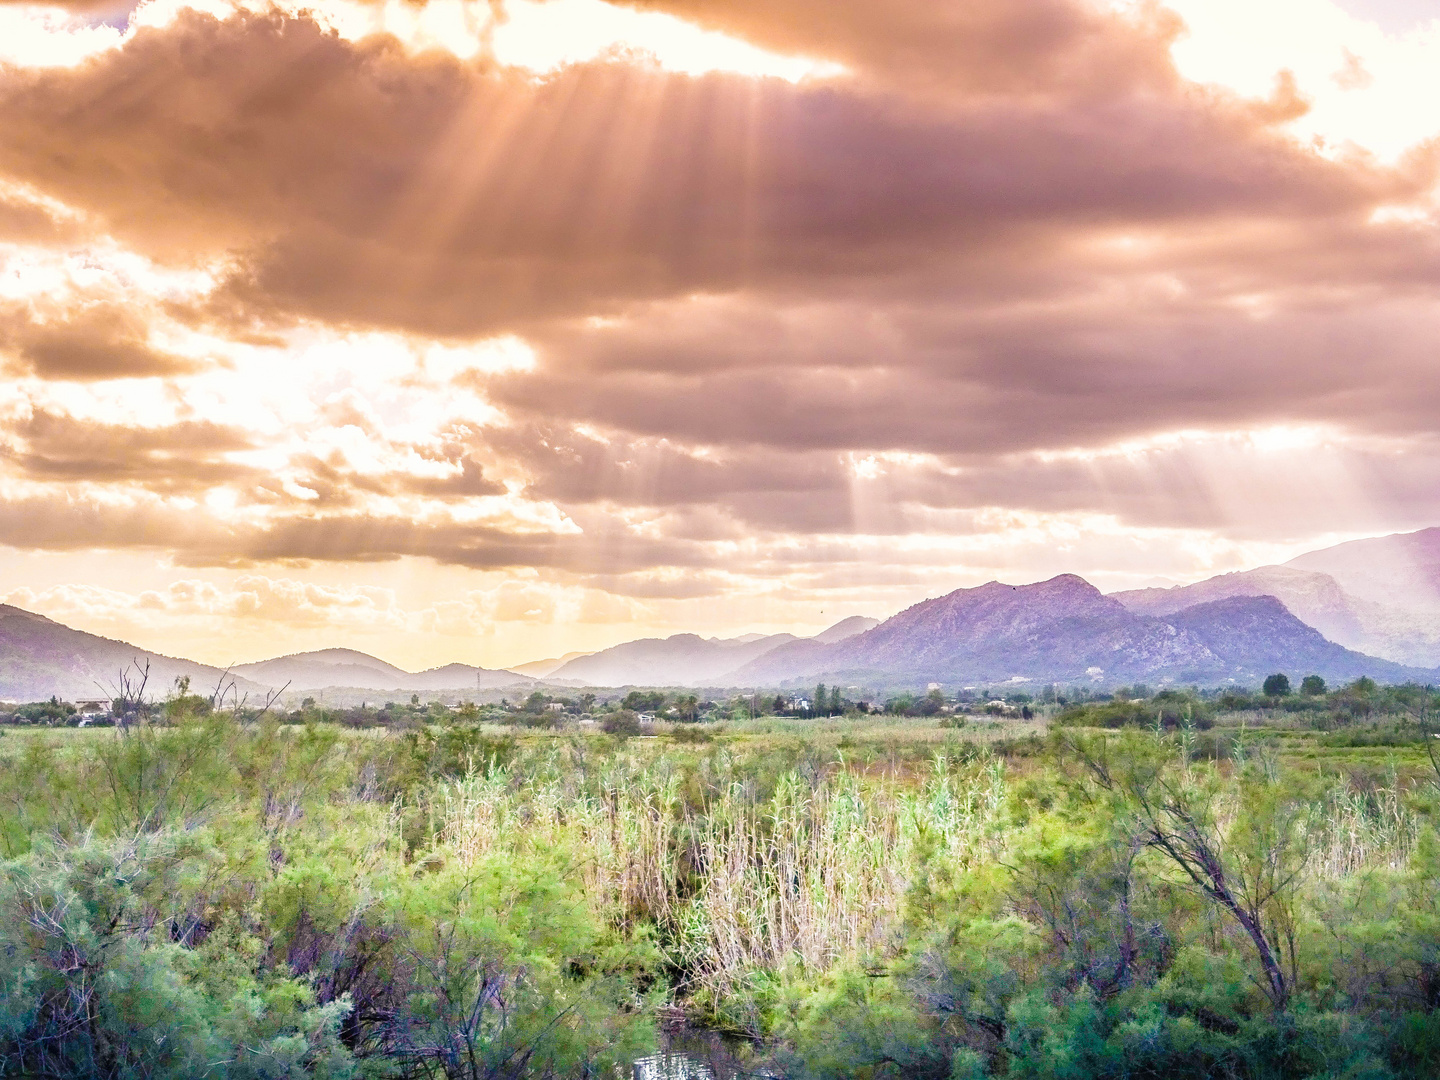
[433,737,1427,1011]
[437,748,1010,999]
[1303,770,1423,879]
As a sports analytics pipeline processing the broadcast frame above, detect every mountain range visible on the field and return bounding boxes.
[545,616,880,687]
[737,576,1432,689]
[1113,527,1440,667]
[2,529,1437,699]
[229,649,531,693]
[0,604,269,702]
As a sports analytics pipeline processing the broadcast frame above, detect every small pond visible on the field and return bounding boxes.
[633,1026,767,1080]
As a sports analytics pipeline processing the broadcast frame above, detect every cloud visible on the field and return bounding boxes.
[0,6,1417,336]
[0,302,206,379]
[0,0,1438,650]
[1,408,255,487]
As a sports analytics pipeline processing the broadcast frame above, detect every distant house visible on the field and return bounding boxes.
[546,702,564,712]
[795,698,811,711]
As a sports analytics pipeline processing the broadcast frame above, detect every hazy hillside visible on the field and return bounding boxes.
[546,616,879,687]
[1286,527,1440,609]
[549,632,800,687]
[0,604,263,701]
[510,651,593,678]
[735,576,1432,688]
[1163,595,1426,685]
[810,615,880,643]
[1113,530,1440,666]
[231,649,530,692]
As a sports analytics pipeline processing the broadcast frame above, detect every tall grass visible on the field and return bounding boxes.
[433,732,1431,1021]
[436,748,1009,1003]
[1304,769,1423,879]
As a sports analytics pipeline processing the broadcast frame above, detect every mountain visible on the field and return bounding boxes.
[734,575,1433,688]
[0,604,263,702]
[543,616,879,687]
[1111,528,1440,667]
[231,649,530,692]
[1113,566,1371,649]
[549,632,800,687]
[1162,595,1428,686]
[509,651,593,678]
[1286,527,1440,610]
[810,615,880,644]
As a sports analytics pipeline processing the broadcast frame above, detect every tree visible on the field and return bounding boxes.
[829,685,842,714]
[815,684,827,716]
[621,690,665,712]
[1262,673,1291,697]
[601,711,641,737]
[1300,675,1326,696]
[1060,731,1307,1012]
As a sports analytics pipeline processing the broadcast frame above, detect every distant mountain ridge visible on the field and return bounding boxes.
[1287,527,1440,610]
[509,651,593,678]
[0,604,265,701]
[231,649,531,692]
[735,576,1434,689]
[4,526,1439,699]
[547,616,879,687]
[1112,528,1440,666]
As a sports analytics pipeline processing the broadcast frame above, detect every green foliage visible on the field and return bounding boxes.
[622,691,667,712]
[1264,674,1293,697]
[1301,675,1327,697]
[600,710,643,736]
[0,835,354,1079]
[1055,691,1213,731]
[3,709,1440,1078]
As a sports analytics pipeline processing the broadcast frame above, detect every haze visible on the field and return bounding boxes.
[1,0,1438,671]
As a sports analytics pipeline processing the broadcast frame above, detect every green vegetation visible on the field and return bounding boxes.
[0,680,1438,1077]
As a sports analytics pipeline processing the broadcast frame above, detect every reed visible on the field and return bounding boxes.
[436,747,1010,1000]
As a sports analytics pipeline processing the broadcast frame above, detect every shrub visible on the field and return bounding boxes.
[1263,673,1292,697]
[601,710,643,737]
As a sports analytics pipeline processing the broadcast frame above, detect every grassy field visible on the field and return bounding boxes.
[2,696,1439,1078]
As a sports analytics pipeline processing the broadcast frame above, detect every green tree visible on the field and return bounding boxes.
[814,684,827,716]
[375,853,653,1080]
[621,690,665,712]
[0,835,354,1079]
[1300,674,1327,696]
[1262,673,1291,697]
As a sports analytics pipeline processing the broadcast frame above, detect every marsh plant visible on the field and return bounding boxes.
[0,712,1439,1077]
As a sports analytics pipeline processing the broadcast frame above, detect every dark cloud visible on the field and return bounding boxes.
[0,303,205,380]
[0,487,715,574]
[0,0,1437,586]
[612,0,1183,97]
[0,409,256,489]
[0,6,1415,338]
[0,191,86,245]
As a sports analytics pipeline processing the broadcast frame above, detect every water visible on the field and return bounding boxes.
[633,1027,759,1080]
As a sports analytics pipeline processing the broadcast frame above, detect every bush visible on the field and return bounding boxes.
[0,836,354,1079]
[601,710,643,737]
[1263,673,1292,697]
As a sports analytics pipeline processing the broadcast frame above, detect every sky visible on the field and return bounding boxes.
[0,0,1438,671]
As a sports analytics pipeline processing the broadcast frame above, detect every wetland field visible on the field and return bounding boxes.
[2,683,1440,1079]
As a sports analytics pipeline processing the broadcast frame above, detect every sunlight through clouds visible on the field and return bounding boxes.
[1163,0,1440,160]
[1,0,1439,665]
